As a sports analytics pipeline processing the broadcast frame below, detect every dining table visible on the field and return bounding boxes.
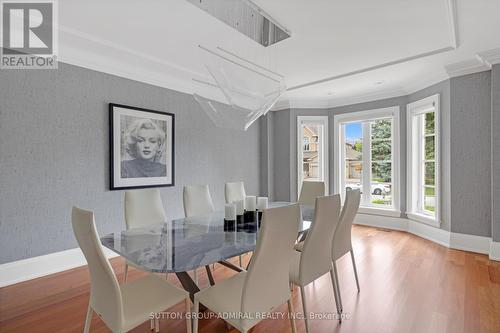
[101,202,314,303]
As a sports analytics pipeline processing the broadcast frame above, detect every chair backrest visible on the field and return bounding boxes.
[71,207,123,332]
[298,181,325,206]
[332,189,360,260]
[224,181,246,204]
[241,204,301,323]
[300,194,341,285]
[183,184,215,217]
[124,189,166,229]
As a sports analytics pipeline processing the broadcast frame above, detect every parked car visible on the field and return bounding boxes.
[345,183,391,195]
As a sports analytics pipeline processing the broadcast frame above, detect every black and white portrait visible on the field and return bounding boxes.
[110,104,174,190]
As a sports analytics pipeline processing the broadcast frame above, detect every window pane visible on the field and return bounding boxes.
[371,119,392,140]
[371,140,391,161]
[371,162,392,206]
[345,122,363,194]
[301,123,322,182]
[371,182,392,206]
[424,186,436,214]
[425,136,435,160]
[345,162,363,194]
[425,162,435,186]
[372,162,391,183]
[425,112,435,135]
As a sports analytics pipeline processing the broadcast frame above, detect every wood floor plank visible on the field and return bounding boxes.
[1,225,500,333]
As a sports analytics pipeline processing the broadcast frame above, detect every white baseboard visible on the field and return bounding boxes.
[0,247,119,288]
[450,232,491,255]
[355,213,499,261]
[407,219,451,248]
[354,213,408,231]
[490,241,500,261]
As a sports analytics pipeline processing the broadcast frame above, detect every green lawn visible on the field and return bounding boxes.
[424,205,435,212]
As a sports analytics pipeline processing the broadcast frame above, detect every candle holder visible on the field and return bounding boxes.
[256,197,268,227]
[236,214,245,231]
[223,218,236,232]
[243,209,257,224]
[244,221,258,233]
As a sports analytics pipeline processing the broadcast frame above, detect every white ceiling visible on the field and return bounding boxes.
[58,0,500,110]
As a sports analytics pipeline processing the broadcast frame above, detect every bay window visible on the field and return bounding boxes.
[334,107,400,215]
[407,94,440,225]
[297,116,329,196]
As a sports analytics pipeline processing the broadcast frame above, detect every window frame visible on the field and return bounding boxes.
[406,94,441,227]
[333,106,401,217]
[297,116,329,198]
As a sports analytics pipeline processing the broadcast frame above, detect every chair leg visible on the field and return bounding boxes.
[350,249,360,292]
[299,286,310,333]
[165,273,169,281]
[239,255,243,267]
[124,263,129,284]
[329,269,341,319]
[290,282,294,292]
[287,299,297,333]
[150,317,154,330]
[83,303,93,333]
[193,299,200,333]
[332,262,343,313]
[186,297,192,333]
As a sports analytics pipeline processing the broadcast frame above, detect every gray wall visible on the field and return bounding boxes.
[0,62,261,264]
[491,65,500,241]
[271,109,292,201]
[449,72,491,237]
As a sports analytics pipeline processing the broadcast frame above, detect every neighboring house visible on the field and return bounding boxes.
[302,125,319,179]
[345,142,362,181]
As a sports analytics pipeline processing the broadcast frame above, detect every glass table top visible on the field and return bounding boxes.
[101,202,314,273]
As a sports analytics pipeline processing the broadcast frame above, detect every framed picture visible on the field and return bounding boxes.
[109,103,174,190]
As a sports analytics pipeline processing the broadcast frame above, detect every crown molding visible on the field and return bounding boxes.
[404,71,450,95]
[326,87,407,108]
[477,48,500,67]
[444,58,491,78]
[58,26,230,105]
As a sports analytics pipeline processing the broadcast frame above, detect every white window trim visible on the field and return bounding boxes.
[406,94,441,227]
[333,106,401,217]
[297,116,329,198]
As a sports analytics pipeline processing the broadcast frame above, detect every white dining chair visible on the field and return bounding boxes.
[72,207,191,333]
[298,181,325,206]
[289,195,341,332]
[331,189,361,314]
[183,184,216,284]
[224,181,247,266]
[224,181,246,204]
[192,204,301,333]
[124,189,167,283]
[183,185,215,218]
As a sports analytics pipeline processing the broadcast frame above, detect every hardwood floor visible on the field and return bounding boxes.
[1,225,499,333]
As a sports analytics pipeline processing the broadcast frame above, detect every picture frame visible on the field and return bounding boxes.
[109,103,175,190]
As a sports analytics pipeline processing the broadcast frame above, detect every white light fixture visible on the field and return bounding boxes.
[193,45,286,131]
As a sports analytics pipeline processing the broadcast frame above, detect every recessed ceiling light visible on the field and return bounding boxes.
[375,81,384,85]
[327,91,334,95]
